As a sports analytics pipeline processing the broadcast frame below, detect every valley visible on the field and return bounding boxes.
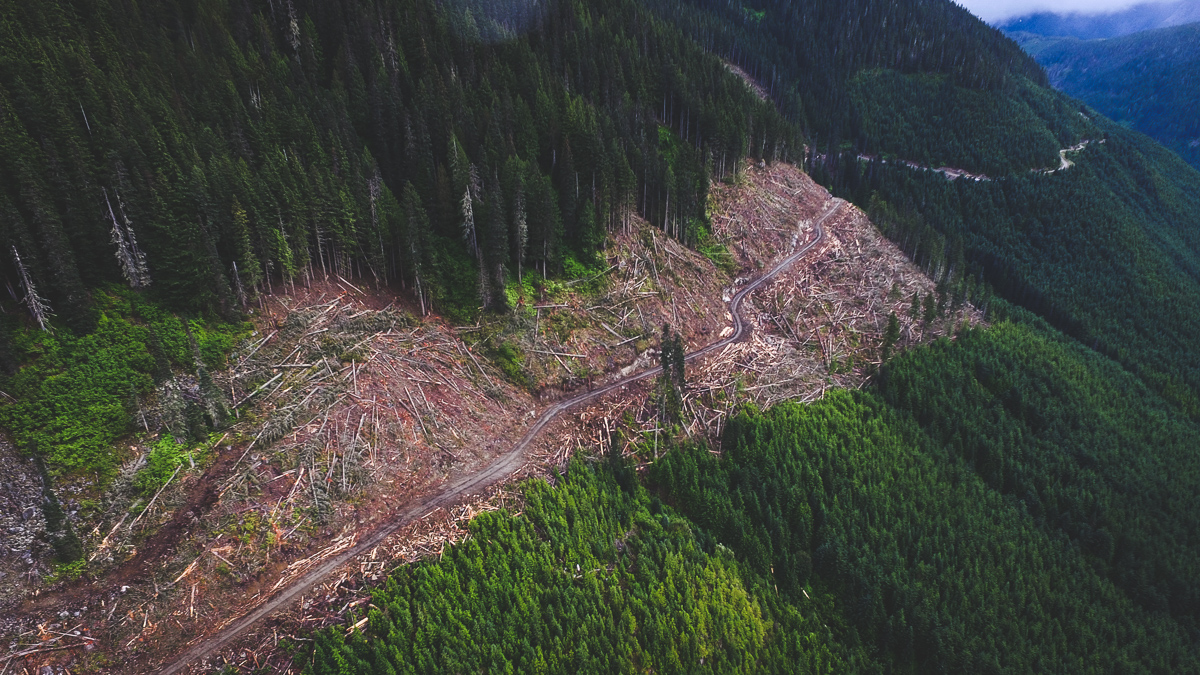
[1011,22,1200,171]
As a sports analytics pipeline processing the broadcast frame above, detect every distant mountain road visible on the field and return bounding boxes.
[157,199,841,675]
[851,139,1101,181]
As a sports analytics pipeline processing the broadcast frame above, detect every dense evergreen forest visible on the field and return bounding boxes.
[838,119,1200,404]
[4,0,1200,671]
[642,0,1052,171]
[0,0,797,328]
[660,315,1200,670]
[0,0,798,474]
[302,458,888,674]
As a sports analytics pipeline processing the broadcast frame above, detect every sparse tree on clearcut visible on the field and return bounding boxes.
[657,324,686,425]
[881,312,899,362]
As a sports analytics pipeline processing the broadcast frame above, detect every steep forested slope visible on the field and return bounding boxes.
[849,117,1200,402]
[874,318,1200,633]
[6,0,1200,671]
[0,0,801,475]
[1012,24,1200,170]
[643,0,1048,164]
[649,0,1200,402]
[0,0,798,328]
[652,320,1200,671]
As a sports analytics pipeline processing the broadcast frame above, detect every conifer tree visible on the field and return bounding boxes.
[657,324,686,425]
[401,182,431,315]
[512,171,528,284]
[10,246,52,331]
[485,172,510,310]
[103,187,151,289]
[32,447,81,563]
[881,312,900,362]
[368,168,384,285]
[232,198,262,306]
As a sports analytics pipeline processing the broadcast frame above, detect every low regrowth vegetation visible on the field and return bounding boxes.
[0,290,247,479]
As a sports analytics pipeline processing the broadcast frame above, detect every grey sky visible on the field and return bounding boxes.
[957,0,1174,22]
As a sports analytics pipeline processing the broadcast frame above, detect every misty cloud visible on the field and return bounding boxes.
[958,0,1178,23]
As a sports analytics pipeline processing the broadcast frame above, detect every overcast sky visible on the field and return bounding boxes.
[957,0,1171,22]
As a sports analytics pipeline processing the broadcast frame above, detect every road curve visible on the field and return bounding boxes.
[157,199,840,675]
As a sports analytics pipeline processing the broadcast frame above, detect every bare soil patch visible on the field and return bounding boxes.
[1,161,981,674]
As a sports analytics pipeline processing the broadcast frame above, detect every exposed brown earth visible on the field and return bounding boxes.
[696,163,984,411]
[0,161,981,674]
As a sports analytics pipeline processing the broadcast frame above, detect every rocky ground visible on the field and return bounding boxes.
[0,440,48,609]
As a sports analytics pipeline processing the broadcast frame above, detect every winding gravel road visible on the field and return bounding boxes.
[157,199,841,675]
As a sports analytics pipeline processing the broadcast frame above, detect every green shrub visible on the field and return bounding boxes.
[134,436,186,498]
[697,231,738,276]
[48,559,87,583]
[491,340,529,388]
[0,290,245,479]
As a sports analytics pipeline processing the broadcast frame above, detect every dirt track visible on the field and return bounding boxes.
[850,139,1100,182]
[155,200,841,675]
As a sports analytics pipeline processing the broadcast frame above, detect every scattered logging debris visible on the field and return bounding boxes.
[68,286,544,669]
[1,625,98,674]
[4,163,986,675]
[218,292,516,529]
[532,162,987,469]
[170,485,524,675]
[507,218,730,396]
[0,283,545,675]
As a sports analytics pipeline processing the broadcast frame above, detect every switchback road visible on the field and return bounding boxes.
[157,199,841,675]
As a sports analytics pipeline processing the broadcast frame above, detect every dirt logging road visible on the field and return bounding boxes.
[157,199,841,675]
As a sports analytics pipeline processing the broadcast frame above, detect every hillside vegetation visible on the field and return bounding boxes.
[0,0,800,475]
[645,0,1200,405]
[0,0,799,329]
[1012,23,1200,170]
[306,319,1200,673]
[5,0,1200,671]
[304,458,885,674]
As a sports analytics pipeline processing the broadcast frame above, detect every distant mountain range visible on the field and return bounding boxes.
[1009,22,1200,169]
[998,0,1200,39]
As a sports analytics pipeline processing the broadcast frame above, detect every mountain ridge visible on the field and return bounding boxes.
[997,0,1200,39]
[1009,22,1200,170]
